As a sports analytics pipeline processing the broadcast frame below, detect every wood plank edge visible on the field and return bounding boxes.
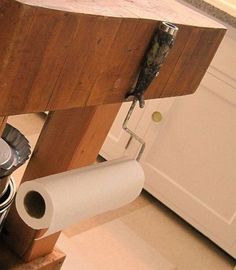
[0,238,66,270]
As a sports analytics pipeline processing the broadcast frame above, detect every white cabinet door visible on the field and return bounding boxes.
[141,75,236,258]
[100,27,236,258]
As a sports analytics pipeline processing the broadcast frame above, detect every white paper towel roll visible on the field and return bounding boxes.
[16,158,144,237]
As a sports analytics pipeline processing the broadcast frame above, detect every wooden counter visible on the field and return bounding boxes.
[0,0,225,116]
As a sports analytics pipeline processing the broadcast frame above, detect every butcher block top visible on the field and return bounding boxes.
[0,0,226,116]
[18,0,224,28]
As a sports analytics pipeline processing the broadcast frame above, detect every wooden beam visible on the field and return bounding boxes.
[0,0,225,116]
[0,117,7,135]
[2,103,121,261]
[0,240,65,270]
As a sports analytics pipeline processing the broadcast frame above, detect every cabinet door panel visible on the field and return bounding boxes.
[141,78,236,258]
[100,30,236,257]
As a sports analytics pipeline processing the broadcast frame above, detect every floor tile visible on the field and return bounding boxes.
[70,220,176,270]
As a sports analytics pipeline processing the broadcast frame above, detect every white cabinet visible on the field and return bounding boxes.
[142,78,236,258]
[100,28,236,258]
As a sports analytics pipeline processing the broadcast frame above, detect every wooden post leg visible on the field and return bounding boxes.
[0,117,7,135]
[2,103,121,262]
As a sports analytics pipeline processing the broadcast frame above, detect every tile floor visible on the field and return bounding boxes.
[8,113,236,270]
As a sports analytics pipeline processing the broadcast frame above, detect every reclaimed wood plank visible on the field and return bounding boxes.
[0,0,226,116]
[0,117,8,135]
[0,240,65,270]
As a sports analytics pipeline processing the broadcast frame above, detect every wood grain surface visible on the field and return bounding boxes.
[2,103,121,261]
[15,0,225,27]
[0,240,65,270]
[0,117,7,135]
[0,0,226,116]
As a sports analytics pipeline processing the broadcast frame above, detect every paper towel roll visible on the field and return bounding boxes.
[16,158,144,236]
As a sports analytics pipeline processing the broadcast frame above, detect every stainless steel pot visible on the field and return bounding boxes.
[0,178,15,232]
[0,138,13,196]
[0,124,31,197]
[0,124,31,178]
[0,176,10,197]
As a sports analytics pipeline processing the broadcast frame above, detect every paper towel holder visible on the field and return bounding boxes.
[122,99,145,161]
[123,21,178,161]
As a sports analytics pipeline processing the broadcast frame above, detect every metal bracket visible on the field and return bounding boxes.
[123,21,178,160]
[122,99,145,161]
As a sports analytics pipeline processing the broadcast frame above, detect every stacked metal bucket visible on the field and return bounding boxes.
[0,124,31,231]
